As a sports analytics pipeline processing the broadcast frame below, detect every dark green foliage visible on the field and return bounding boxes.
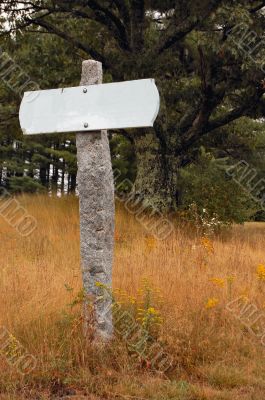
[8,176,45,193]
[110,134,136,192]
[0,32,80,194]
[180,149,258,224]
[0,1,265,223]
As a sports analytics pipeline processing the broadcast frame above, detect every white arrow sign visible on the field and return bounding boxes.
[19,79,160,135]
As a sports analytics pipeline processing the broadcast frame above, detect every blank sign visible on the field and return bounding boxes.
[19,79,160,135]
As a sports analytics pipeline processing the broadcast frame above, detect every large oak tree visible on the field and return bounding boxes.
[1,0,265,210]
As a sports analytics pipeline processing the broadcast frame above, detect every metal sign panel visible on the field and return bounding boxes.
[19,79,160,135]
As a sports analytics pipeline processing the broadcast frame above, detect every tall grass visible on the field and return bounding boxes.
[0,195,265,399]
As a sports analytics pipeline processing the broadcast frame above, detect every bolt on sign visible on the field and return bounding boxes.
[19,60,160,340]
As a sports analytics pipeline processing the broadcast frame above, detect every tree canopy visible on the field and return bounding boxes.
[0,0,265,223]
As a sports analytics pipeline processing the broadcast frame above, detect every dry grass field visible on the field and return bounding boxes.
[0,195,265,399]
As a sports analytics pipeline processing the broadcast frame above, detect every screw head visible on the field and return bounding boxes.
[83,88,87,93]
[84,122,89,128]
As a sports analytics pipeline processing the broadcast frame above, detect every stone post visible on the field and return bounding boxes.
[76,60,115,340]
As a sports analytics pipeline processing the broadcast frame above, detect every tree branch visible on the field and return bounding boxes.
[85,0,130,51]
[180,86,265,153]
[0,112,18,125]
[1,0,130,51]
[249,1,265,13]
[112,0,130,25]
[158,0,223,54]
[26,16,111,68]
[56,5,131,51]
[57,0,130,50]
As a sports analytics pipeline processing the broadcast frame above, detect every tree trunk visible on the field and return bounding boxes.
[131,0,145,52]
[27,150,34,178]
[133,130,180,212]
[60,162,65,195]
[39,165,47,186]
[69,173,77,193]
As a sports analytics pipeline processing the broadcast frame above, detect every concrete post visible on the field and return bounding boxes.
[76,60,115,340]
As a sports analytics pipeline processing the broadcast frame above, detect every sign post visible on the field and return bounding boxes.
[76,60,114,340]
[19,60,160,340]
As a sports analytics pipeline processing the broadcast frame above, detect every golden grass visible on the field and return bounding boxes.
[0,194,265,399]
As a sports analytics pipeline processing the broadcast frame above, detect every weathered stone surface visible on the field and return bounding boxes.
[76,60,115,340]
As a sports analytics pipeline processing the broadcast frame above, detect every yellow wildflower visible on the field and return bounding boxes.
[241,295,249,303]
[147,307,158,315]
[227,275,235,283]
[209,277,225,288]
[256,264,265,281]
[145,236,157,250]
[205,298,219,309]
[239,288,249,303]
[201,237,214,254]
[129,296,136,304]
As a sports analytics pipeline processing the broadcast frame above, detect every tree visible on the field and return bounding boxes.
[1,0,265,213]
[0,27,80,193]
